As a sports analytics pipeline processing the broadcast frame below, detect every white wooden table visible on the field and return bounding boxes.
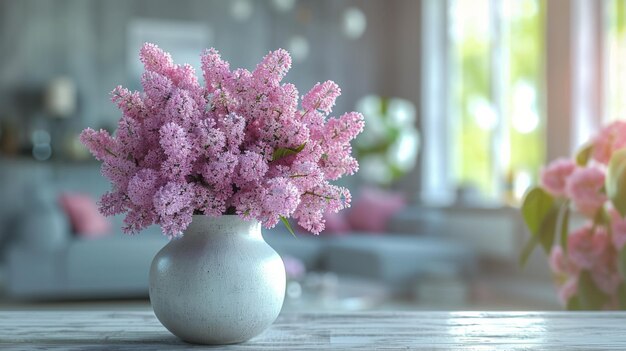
[1,310,626,350]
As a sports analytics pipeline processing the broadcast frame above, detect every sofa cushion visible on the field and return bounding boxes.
[0,159,53,254]
[10,175,71,252]
[14,205,70,252]
[346,188,406,233]
[59,193,111,238]
[65,234,167,297]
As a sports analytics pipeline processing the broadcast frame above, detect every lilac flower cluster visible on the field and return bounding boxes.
[81,43,364,237]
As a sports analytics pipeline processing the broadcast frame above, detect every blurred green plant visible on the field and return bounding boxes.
[354,96,419,186]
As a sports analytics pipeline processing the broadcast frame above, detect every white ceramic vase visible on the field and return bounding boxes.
[149,215,286,345]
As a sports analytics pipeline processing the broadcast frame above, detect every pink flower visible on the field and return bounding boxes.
[170,63,201,99]
[153,182,195,236]
[549,246,580,305]
[194,119,225,157]
[285,161,324,193]
[566,224,622,296]
[193,183,225,217]
[260,177,301,227]
[233,188,264,220]
[164,88,199,128]
[141,72,172,106]
[201,152,238,189]
[153,182,194,217]
[293,193,326,234]
[302,81,341,115]
[79,128,119,163]
[590,249,622,295]
[540,158,577,197]
[123,207,156,234]
[592,120,626,164]
[201,48,231,93]
[98,191,128,217]
[111,86,147,120]
[253,49,292,87]
[320,143,360,180]
[549,246,578,276]
[140,43,174,75]
[218,113,245,150]
[127,169,160,206]
[234,151,268,186]
[100,158,137,191]
[565,167,607,216]
[159,123,193,181]
[557,277,578,305]
[567,225,609,270]
[80,43,364,237]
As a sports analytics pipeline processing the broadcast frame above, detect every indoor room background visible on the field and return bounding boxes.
[0,0,621,311]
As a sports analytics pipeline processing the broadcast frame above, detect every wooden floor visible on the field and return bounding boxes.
[1,310,626,350]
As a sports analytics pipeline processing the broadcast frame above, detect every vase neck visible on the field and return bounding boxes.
[185,215,262,239]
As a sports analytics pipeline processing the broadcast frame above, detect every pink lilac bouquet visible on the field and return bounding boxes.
[521,120,626,310]
[80,43,364,237]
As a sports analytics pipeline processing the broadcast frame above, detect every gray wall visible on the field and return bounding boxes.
[0,0,421,126]
[0,0,423,194]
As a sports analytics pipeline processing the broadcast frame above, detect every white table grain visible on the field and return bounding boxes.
[1,310,626,350]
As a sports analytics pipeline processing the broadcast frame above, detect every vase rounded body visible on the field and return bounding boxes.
[149,215,286,345]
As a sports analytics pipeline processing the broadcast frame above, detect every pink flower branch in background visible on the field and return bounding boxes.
[521,120,626,310]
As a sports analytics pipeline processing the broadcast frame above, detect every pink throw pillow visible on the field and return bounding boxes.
[59,193,111,238]
[322,210,351,235]
[346,187,406,233]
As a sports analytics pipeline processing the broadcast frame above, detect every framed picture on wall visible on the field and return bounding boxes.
[127,18,213,84]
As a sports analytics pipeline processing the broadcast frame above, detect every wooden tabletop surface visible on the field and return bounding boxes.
[2,310,626,350]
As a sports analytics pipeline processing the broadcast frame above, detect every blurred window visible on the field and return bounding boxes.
[448,0,545,203]
[606,0,626,122]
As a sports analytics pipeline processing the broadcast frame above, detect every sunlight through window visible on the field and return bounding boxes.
[449,0,545,203]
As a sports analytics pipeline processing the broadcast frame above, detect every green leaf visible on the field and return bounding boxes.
[575,143,594,166]
[618,247,626,280]
[566,295,581,311]
[539,208,559,253]
[521,187,555,236]
[578,270,608,310]
[272,143,306,162]
[519,188,561,267]
[559,205,570,252]
[607,148,626,217]
[280,216,298,239]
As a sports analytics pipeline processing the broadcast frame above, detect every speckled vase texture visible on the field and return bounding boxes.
[149,215,286,345]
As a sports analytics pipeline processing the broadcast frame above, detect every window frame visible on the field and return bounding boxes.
[419,0,606,205]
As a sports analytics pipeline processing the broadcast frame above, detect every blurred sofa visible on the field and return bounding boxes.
[0,158,165,299]
[0,158,476,300]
